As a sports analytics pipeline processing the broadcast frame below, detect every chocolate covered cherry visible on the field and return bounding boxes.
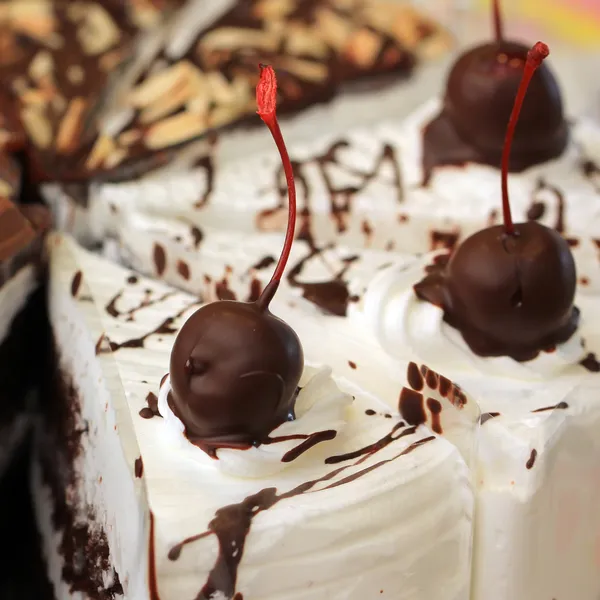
[168,66,304,449]
[415,42,579,362]
[422,0,567,180]
[444,40,567,170]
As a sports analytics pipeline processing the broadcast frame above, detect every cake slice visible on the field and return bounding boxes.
[39,232,477,600]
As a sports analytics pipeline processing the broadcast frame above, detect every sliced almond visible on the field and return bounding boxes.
[200,27,281,53]
[127,61,194,109]
[56,97,87,154]
[345,28,383,69]
[358,2,404,38]
[0,178,13,197]
[21,106,52,149]
[18,89,48,107]
[144,111,207,150]
[208,103,246,129]
[85,134,116,170]
[104,148,128,170]
[29,51,53,81]
[391,9,424,49]
[100,48,125,72]
[276,57,329,82]
[254,0,295,20]
[315,8,354,51]
[139,66,206,125]
[117,129,143,147]
[205,71,239,106]
[76,4,121,56]
[286,24,330,59]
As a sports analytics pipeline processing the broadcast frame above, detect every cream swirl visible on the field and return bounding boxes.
[158,365,352,478]
[352,252,587,380]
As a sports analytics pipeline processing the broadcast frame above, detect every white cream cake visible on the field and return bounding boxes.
[38,232,477,600]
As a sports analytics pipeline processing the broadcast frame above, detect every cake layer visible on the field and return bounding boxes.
[41,233,477,600]
[63,95,600,293]
[97,223,600,600]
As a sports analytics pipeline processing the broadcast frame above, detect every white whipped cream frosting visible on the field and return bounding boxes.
[158,366,353,478]
[352,252,589,380]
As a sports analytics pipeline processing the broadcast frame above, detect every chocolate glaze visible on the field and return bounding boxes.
[422,41,567,184]
[287,245,358,316]
[167,422,434,599]
[168,292,304,451]
[415,222,579,362]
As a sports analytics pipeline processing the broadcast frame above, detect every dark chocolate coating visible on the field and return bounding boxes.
[424,41,568,176]
[169,300,303,449]
[414,221,579,361]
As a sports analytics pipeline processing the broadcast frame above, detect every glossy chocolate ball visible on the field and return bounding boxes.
[169,300,304,447]
[416,222,578,361]
[444,41,568,170]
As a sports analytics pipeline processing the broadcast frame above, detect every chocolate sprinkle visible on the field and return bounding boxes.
[153,243,167,277]
[71,270,83,297]
[134,457,144,478]
[177,260,191,281]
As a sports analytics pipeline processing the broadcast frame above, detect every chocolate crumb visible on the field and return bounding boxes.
[348,360,357,369]
[127,275,138,284]
[580,352,600,372]
[365,409,376,416]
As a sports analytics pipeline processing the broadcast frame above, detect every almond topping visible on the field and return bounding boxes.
[127,61,195,109]
[85,134,116,170]
[286,24,330,59]
[56,97,87,154]
[344,28,383,68]
[21,107,52,149]
[29,51,53,81]
[254,0,295,20]
[76,4,121,56]
[276,57,329,82]
[145,111,207,150]
[315,8,354,50]
[200,27,281,53]
[117,129,143,147]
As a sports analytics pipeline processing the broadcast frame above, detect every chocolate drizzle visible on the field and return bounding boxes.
[531,401,568,413]
[167,424,434,600]
[526,449,537,469]
[259,140,403,243]
[480,412,500,424]
[281,430,337,463]
[526,178,566,233]
[287,245,358,316]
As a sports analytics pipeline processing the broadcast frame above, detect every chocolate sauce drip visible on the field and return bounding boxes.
[581,159,600,192]
[281,430,337,463]
[251,255,277,270]
[398,389,426,427]
[406,361,424,391]
[287,245,358,316]
[526,449,537,469]
[105,290,177,321]
[426,398,442,434]
[480,412,500,424]
[167,424,433,599]
[139,392,161,419]
[526,178,566,233]
[153,243,167,276]
[193,154,215,209]
[71,271,83,297]
[261,141,403,244]
[531,401,569,413]
[191,226,204,249]
[102,302,197,353]
[580,352,600,372]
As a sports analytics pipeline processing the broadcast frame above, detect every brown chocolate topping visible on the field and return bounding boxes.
[532,401,568,413]
[168,300,303,450]
[415,222,579,361]
[71,271,83,297]
[134,457,144,478]
[153,243,167,277]
[480,412,500,424]
[281,430,336,463]
[421,41,567,184]
[398,388,426,427]
[580,353,600,373]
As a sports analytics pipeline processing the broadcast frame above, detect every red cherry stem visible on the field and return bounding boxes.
[493,0,503,42]
[255,64,297,311]
[500,42,549,236]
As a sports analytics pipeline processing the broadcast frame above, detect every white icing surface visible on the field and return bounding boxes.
[158,367,353,479]
[44,234,477,600]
